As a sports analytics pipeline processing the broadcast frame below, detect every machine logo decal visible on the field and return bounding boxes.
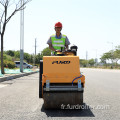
[52,61,70,64]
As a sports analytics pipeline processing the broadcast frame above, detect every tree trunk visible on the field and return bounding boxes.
[116,60,118,68]
[1,34,4,74]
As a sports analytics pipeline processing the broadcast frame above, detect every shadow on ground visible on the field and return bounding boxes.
[41,103,95,117]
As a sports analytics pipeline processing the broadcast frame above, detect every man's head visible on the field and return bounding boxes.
[54,22,62,33]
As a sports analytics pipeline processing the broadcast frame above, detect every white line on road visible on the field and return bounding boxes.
[0,84,7,88]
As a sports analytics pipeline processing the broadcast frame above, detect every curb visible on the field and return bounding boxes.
[0,71,39,83]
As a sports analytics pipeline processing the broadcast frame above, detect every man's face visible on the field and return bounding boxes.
[55,27,62,33]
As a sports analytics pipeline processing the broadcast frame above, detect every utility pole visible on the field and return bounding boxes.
[86,51,88,67]
[35,38,37,56]
[20,0,24,72]
[86,51,88,60]
[34,38,37,66]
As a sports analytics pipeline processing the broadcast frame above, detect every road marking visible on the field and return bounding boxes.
[0,84,7,88]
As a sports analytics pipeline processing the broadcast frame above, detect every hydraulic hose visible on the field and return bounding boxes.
[72,75,83,86]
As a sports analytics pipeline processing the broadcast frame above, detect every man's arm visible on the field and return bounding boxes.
[65,45,68,50]
[49,44,56,51]
[49,44,61,52]
[65,36,70,50]
[47,37,56,51]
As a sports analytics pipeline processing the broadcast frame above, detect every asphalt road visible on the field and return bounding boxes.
[0,68,120,120]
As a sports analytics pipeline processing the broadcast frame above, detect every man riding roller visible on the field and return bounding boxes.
[47,22,70,55]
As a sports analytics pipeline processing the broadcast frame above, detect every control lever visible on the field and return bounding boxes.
[61,47,63,52]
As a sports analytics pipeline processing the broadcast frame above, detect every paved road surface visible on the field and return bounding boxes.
[0,68,120,120]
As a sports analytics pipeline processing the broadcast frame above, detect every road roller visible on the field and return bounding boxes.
[39,46,85,109]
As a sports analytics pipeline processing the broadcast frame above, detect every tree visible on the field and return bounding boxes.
[114,48,120,67]
[24,52,30,63]
[29,54,33,64]
[80,59,88,67]
[100,56,107,65]
[88,59,95,66]
[100,52,112,64]
[0,0,31,74]
[5,50,14,56]
[14,50,20,58]
[41,47,51,56]
[100,50,117,68]
[35,53,42,64]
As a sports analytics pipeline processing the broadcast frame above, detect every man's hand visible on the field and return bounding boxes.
[49,44,56,51]
[55,50,61,52]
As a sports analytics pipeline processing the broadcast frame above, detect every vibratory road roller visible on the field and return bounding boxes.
[39,46,85,109]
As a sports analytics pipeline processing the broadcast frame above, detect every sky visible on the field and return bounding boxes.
[1,0,120,61]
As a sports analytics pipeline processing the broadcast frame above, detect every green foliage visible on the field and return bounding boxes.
[24,52,31,63]
[100,51,113,64]
[80,59,88,67]
[14,51,20,58]
[100,45,120,68]
[101,48,120,63]
[80,59,95,67]
[3,54,7,60]
[2,49,45,65]
[3,60,15,69]
[101,52,112,60]
[35,53,42,63]
[88,59,95,66]
[3,54,13,61]
[114,49,120,60]
[0,52,15,68]
[41,47,51,56]
[1,45,120,69]
[5,50,14,56]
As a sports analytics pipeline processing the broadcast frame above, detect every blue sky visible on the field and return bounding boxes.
[1,0,120,60]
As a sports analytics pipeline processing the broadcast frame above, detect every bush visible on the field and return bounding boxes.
[4,60,15,69]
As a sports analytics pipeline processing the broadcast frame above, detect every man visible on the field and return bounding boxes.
[47,22,70,55]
